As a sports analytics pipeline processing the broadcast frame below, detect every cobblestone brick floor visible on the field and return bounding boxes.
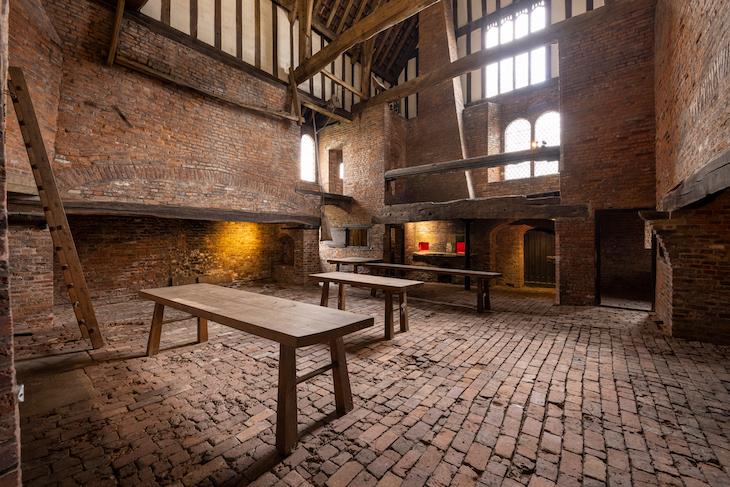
[12,282,730,486]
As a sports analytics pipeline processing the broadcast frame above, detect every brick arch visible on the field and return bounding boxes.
[489,219,555,288]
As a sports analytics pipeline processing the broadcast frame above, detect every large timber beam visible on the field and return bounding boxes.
[385,147,561,181]
[661,147,730,212]
[293,0,441,84]
[353,0,657,112]
[374,196,589,224]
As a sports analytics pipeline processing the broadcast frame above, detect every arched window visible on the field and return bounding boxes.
[300,134,316,182]
[504,118,531,180]
[534,111,560,176]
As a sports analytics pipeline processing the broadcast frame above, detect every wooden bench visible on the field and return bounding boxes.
[363,263,502,313]
[327,257,382,272]
[139,283,373,455]
[309,272,423,340]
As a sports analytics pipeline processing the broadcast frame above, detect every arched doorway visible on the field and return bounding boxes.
[524,229,555,286]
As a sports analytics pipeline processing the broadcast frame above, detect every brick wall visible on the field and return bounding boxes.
[52,216,311,305]
[0,0,21,484]
[490,223,531,288]
[557,3,656,305]
[649,191,730,343]
[6,0,63,195]
[317,106,395,269]
[654,0,730,198]
[8,224,53,330]
[26,0,317,218]
[597,212,652,300]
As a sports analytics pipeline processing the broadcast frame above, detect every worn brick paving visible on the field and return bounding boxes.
[13,283,730,486]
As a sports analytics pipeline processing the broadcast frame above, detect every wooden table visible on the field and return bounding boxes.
[139,283,373,455]
[327,257,382,272]
[309,272,423,340]
[363,263,502,312]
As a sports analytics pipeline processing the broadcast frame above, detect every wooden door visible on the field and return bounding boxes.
[524,229,555,286]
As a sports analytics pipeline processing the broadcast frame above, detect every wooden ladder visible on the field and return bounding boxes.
[7,67,104,349]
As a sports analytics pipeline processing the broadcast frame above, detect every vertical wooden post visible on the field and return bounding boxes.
[146,303,165,356]
[338,282,346,310]
[276,345,298,454]
[384,291,394,339]
[399,291,408,333]
[329,337,353,412]
[320,281,330,307]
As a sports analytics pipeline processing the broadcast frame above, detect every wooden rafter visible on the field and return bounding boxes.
[322,69,367,100]
[298,0,315,62]
[384,17,416,75]
[359,36,376,99]
[335,0,357,35]
[373,25,398,66]
[293,0,440,84]
[354,0,658,112]
[326,0,342,28]
[106,0,126,66]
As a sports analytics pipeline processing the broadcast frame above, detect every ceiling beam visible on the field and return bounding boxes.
[359,37,376,99]
[293,0,441,84]
[335,0,357,35]
[321,69,367,100]
[298,0,315,62]
[384,17,417,75]
[326,0,343,29]
[353,0,657,112]
[106,0,126,66]
[384,147,561,181]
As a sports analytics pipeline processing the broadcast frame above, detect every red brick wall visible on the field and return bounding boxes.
[9,224,53,330]
[490,223,530,288]
[557,3,656,304]
[35,0,316,218]
[6,0,63,194]
[52,217,311,305]
[649,191,730,343]
[654,0,730,198]
[0,0,21,484]
[654,236,672,330]
[597,212,653,299]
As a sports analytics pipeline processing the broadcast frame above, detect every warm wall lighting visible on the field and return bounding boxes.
[531,141,538,149]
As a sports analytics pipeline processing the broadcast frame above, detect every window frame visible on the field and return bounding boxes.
[503,111,561,181]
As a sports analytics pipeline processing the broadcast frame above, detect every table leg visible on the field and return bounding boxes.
[276,344,298,455]
[399,291,409,333]
[476,278,484,313]
[146,303,165,356]
[320,281,330,307]
[385,291,394,339]
[335,263,341,271]
[329,336,353,412]
[338,283,346,310]
[484,279,491,311]
[197,317,208,343]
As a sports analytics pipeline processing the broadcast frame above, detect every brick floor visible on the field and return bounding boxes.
[13,283,730,486]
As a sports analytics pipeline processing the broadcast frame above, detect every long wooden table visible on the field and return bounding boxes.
[139,284,374,455]
[363,263,502,312]
[327,257,382,272]
[309,272,423,340]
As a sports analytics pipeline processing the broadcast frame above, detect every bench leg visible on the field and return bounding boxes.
[399,291,409,333]
[335,263,341,271]
[276,344,298,455]
[329,337,353,412]
[338,283,346,310]
[476,278,485,313]
[384,292,394,340]
[320,281,330,307]
[197,317,208,343]
[146,303,165,356]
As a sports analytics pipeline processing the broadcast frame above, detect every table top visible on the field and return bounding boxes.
[327,257,383,264]
[139,284,374,348]
[363,263,502,278]
[309,272,424,291]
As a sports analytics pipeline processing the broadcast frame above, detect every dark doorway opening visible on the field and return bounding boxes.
[524,229,556,287]
[597,211,654,311]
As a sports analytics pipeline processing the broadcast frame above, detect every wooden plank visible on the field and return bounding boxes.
[276,344,299,454]
[309,271,424,291]
[147,303,165,355]
[375,196,590,223]
[293,0,440,83]
[661,147,730,212]
[215,0,222,48]
[236,0,241,56]
[289,69,303,125]
[115,55,300,121]
[191,0,199,38]
[255,0,261,68]
[161,0,171,24]
[329,337,353,412]
[300,97,352,123]
[335,0,356,34]
[321,69,367,100]
[106,0,126,67]
[384,147,561,180]
[326,0,342,29]
[354,0,658,112]
[8,67,105,349]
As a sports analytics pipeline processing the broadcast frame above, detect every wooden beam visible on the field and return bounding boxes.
[288,0,300,22]
[127,0,149,10]
[374,196,589,224]
[293,0,440,84]
[322,69,367,100]
[354,0,658,112]
[373,26,399,66]
[335,0,356,35]
[359,37,376,99]
[289,69,303,125]
[298,91,353,123]
[106,0,126,67]
[116,55,299,121]
[384,147,561,181]
[298,0,315,62]
[661,147,730,212]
